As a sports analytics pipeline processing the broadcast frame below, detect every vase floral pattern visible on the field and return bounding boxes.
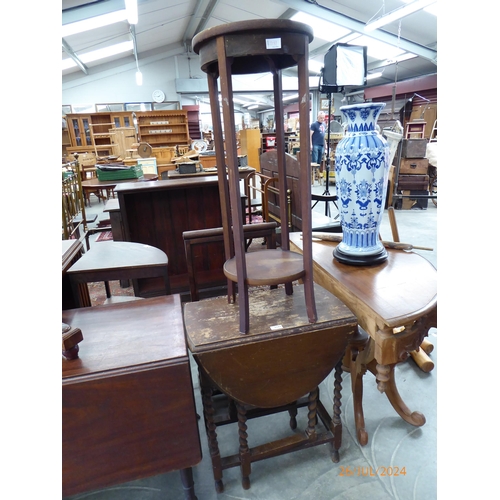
[334,102,389,258]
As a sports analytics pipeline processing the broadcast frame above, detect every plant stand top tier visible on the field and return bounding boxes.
[193,19,317,334]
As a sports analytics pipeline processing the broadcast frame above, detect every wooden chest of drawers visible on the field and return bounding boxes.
[398,174,429,190]
[399,157,429,175]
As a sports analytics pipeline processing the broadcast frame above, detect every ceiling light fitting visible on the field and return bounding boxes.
[62,10,128,37]
[125,0,138,25]
[364,0,436,32]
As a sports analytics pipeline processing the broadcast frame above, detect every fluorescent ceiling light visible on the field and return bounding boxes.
[136,70,143,86]
[125,0,138,25]
[365,0,436,32]
[247,105,259,110]
[366,72,383,80]
[375,52,418,69]
[349,35,404,60]
[336,33,362,45]
[308,60,324,74]
[402,0,437,15]
[283,94,299,101]
[62,10,128,37]
[291,12,350,43]
[62,40,134,69]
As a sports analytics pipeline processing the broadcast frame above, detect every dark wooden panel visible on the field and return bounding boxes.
[62,296,202,497]
[116,178,226,296]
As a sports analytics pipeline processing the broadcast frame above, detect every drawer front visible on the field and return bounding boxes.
[399,158,429,175]
[398,174,429,190]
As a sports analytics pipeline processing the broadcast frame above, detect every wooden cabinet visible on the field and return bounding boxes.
[239,129,261,171]
[67,114,93,151]
[66,111,135,156]
[261,131,295,155]
[137,110,190,148]
[182,105,201,140]
[65,111,190,157]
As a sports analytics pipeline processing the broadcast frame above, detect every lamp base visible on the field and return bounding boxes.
[333,246,388,266]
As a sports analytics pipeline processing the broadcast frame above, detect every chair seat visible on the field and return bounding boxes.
[102,296,144,305]
[73,213,98,224]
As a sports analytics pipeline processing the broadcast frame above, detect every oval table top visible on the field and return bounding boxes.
[289,232,437,331]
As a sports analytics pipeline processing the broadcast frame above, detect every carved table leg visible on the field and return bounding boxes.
[199,372,224,493]
[374,362,426,427]
[346,328,370,446]
[369,317,433,427]
[236,402,251,490]
[179,467,198,500]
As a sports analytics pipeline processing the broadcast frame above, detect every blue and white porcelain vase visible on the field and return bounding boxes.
[334,102,390,266]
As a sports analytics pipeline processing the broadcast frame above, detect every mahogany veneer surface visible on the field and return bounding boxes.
[62,295,201,497]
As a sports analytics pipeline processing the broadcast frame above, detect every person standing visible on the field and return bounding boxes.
[310,111,326,165]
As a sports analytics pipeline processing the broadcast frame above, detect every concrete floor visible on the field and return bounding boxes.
[66,184,437,500]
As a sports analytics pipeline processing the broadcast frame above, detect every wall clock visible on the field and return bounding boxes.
[152,89,165,103]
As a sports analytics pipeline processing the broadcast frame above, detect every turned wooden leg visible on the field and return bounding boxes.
[236,402,251,490]
[331,360,343,462]
[305,387,318,440]
[200,372,224,493]
[179,468,197,500]
[375,363,426,427]
[288,405,298,430]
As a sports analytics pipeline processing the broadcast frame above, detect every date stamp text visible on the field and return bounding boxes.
[339,466,407,477]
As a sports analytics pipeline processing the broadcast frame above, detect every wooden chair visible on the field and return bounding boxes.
[62,169,98,246]
[243,170,272,224]
[62,156,109,250]
[182,222,278,302]
[261,150,341,234]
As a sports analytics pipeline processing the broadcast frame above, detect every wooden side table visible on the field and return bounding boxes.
[62,295,202,499]
[184,284,358,492]
[67,241,170,306]
[193,19,317,334]
[289,233,437,445]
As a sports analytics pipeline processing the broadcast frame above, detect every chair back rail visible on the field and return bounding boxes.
[260,150,302,231]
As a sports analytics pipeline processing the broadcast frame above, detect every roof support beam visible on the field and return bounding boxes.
[62,39,88,74]
[278,0,437,63]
